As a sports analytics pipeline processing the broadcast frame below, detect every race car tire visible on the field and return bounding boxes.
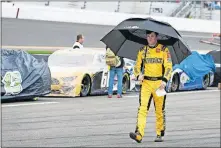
[16,97,39,101]
[171,73,179,92]
[202,74,210,89]
[122,74,130,94]
[80,75,91,97]
[32,97,39,101]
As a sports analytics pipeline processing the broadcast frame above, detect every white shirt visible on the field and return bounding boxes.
[72,42,83,49]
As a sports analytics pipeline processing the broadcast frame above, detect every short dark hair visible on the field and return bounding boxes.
[146,31,158,36]
[77,34,83,41]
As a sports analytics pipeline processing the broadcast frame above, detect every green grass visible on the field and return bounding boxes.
[26,50,54,54]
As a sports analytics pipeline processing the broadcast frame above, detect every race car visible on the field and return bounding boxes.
[166,68,214,92]
[48,48,136,97]
[1,49,51,101]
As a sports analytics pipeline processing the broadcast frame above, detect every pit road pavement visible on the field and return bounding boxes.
[2,89,220,147]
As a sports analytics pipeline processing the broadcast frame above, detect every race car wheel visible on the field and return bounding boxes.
[171,73,179,92]
[122,74,130,94]
[32,97,39,101]
[80,75,91,97]
[202,74,210,89]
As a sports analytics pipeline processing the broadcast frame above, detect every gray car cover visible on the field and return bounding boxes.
[1,49,51,100]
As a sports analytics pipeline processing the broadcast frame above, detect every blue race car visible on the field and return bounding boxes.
[166,67,214,92]
[130,51,216,92]
[166,51,215,92]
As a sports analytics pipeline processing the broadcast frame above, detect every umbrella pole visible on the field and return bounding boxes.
[142,46,148,75]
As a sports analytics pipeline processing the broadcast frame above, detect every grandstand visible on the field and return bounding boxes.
[119,2,182,16]
[6,1,220,20]
[10,1,183,17]
[185,1,220,21]
[211,10,220,21]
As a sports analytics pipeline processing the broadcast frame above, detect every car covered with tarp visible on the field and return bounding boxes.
[167,51,215,92]
[133,51,215,92]
[1,49,51,100]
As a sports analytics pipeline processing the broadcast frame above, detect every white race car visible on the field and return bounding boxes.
[48,48,136,97]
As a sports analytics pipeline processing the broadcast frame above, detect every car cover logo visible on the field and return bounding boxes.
[124,26,139,29]
[180,72,190,84]
[2,71,23,95]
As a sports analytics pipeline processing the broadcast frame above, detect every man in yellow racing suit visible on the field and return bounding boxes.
[129,31,173,143]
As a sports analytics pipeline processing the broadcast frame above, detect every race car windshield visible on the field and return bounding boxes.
[48,53,94,67]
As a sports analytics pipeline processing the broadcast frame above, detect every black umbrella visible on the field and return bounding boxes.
[100,17,191,64]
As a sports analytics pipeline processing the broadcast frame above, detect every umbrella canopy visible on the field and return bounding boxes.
[101,17,191,64]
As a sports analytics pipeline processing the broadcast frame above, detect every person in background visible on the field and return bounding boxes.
[105,46,125,98]
[129,31,172,143]
[73,34,84,49]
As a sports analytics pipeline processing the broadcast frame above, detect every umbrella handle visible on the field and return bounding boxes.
[142,46,148,75]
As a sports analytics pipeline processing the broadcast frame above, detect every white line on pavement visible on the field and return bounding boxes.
[125,89,220,98]
[167,89,220,95]
[126,95,139,98]
[2,102,59,108]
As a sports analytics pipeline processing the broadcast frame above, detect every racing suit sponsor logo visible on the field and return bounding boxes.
[134,67,138,74]
[167,52,171,58]
[167,58,172,62]
[165,68,171,77]
[156,48,161,53]
[167,52,172,62]
[2,71,23,95]
[145,58,163,63]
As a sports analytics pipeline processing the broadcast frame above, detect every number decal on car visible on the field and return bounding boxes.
[2,71,23,95]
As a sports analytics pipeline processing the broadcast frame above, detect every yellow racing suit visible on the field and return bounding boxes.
[133,43,172,137]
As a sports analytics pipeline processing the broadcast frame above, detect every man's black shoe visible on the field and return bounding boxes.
[129,132,142,143]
